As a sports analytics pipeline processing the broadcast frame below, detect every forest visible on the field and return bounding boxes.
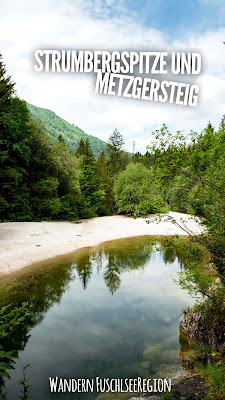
[1,53,225,399]
[1,53,225,256]
[1,48,225,291]
[27,103,106,158]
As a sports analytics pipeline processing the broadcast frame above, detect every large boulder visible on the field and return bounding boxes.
[180,306,225,351]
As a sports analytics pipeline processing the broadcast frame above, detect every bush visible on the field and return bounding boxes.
[114,163,165,215]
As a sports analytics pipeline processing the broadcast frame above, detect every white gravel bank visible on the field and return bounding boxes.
[0,212,203,276]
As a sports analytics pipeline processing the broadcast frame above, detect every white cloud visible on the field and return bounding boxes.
[1,0,225,153]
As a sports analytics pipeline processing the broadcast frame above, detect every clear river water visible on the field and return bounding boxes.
[0,236,194,400]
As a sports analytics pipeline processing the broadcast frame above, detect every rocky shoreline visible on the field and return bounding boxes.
[128,300,225,400]
[180,306,225,352]
[128,374,207,400]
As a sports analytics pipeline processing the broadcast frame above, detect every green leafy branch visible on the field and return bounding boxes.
[0,303,30,378]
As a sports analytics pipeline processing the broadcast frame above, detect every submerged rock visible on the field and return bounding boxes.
[128,396,160,400]
[127,374,207,400]
[140,336,185,378]
[162,374,207,400]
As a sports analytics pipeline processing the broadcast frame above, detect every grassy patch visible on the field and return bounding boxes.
[197,363,225,400]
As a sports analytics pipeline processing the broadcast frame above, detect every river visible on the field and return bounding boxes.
[0,236,194,400]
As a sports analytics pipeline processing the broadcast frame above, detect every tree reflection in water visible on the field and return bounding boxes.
[0,236,194,395]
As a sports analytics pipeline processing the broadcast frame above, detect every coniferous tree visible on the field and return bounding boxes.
[96,150,114,214]
[219,114,225,131]
[78,138,104,217]
[106,128,125,179]
[206,121,214,133]
[53,138,80,219]
[75,138,86,157]
[0,54,14,109]
[57,133,66,145]
[28,119,81,219]
[0,55,32,220]
[29,119,61,218]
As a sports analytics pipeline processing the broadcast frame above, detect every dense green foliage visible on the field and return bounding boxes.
[1,54,225,244]
[28,119,81,219]
[27,103,106,158]
[0,303,29,380]
[0,56,129,221]
[146,123,225,280]
[114,163,165,215]
[76,138,105,218]
[96,151,114,214]
[1,54,225,275]
[1,55,164,221]
[1,55,225,261]
[1,52,225,398]
[146,124,225,399]
[106,128,129,178]
[0,58,32,221]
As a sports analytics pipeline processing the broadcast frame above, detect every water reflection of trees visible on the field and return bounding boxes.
[72,241,154,293]
[104,259,121,294]
[0,236,191,387]
[162,246,187,266]
[159,239,196,269]
[73,254,93,290]
[0,239,191,333]
[0,261,75,353]
[72,239,190,293]
[0,260,75,393]
[0,238,155,362]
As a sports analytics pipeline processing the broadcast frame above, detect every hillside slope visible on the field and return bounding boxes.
[27,103,106,157]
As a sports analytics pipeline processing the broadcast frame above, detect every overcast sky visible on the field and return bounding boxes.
[1,0,225,153]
